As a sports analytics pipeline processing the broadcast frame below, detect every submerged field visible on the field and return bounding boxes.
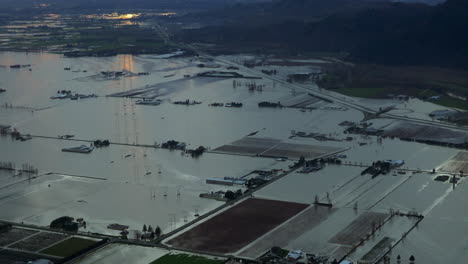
[41,237,98,258]
[1,51,468,264]
[0,13,174,56]
[150,254,224,264]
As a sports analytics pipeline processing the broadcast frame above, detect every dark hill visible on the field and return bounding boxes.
[180,0,468,68]
[182,0,392,26]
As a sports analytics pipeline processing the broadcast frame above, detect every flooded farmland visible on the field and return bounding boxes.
[1,51,468,264]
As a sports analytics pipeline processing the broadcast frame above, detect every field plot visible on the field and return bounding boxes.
[383,122,468,145]
[41,237,98,257]
[373,173,452,213]
[107,78,191,98]
[212,137,343,160]
[9,232,68,252]
[360,237,393,263]
[77,244,169,264]
[212,138,281,157]
[279,94,321,108]
[0,249,60,264]
[330,245,353,262]
[238,205,336,259]
[255,165,365,204]
[0,170,18,188]
[261,143,342,160]
[329,211,388,246]
[107,76,221,98]
[345,215,419,262]
[332,174,411,210]
[438,152,468,173]
[167,198,308,254]
[0,228,38,247]
[150,253,223,264]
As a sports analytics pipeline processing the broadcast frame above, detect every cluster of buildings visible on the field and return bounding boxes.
[259,247,355,264]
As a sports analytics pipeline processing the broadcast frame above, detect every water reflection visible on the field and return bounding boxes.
[117,54,135,72]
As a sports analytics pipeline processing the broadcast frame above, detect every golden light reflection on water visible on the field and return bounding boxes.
[120,14,137,19]
[157,12,177,16]
[44,14,61,19]
[118,20,138,26]
[82,12,177,20]
[0,52,60,66]
[116,55,135,72]
[84,13,142,20]
[37,52,59,62]
[0,53,17,66]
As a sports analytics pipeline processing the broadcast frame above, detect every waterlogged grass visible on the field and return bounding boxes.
[319,63,468,111]
[150,254,224,264]
[433,96,468,110]
[328,86,468,110]
[332,86,387,98]
[40,237,98,257]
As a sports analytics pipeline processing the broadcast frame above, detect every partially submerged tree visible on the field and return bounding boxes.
[155,226,162,238]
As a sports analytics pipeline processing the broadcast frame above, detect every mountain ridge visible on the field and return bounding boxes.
[179,0,468,69]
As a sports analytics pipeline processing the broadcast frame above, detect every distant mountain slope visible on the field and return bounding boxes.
[180,0,468,69]
[322,0,468,67]
[182,0,392,25]
[395,0,445,4]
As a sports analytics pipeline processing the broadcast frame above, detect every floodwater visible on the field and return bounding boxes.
[0,52,302,234]
[0,51,466,263]
[0,51,365,236]
[252,136,463,263]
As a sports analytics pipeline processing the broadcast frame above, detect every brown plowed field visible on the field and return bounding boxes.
[167,198,308,254]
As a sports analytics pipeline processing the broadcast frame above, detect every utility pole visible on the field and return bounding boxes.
[452,174,456,190]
